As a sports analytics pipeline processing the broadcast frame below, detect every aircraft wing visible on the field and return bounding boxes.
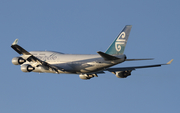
[11,39,62,73]
[105,59,173,72]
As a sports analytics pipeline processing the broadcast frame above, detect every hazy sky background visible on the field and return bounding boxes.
[0,0,179,113]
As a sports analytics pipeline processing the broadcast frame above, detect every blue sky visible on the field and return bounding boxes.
[0,0,179,113]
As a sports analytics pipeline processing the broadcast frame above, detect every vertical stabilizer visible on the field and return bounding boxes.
[105,25,132,55]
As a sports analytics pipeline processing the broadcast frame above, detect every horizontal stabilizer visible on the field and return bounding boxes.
[97,51,120,61]
[125,58,154,61]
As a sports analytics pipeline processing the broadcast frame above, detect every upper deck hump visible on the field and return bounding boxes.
[29,51,101,62]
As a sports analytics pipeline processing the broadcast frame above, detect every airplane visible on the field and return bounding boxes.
[11,25,173,80]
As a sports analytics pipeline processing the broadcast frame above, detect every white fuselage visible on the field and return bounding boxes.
[21,51,126,74]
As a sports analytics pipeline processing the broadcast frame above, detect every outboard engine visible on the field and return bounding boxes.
[12,57,26,65]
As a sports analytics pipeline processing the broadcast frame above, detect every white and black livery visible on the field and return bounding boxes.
[11,25,173,80]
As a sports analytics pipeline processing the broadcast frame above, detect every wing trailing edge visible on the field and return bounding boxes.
[106,59,173,72]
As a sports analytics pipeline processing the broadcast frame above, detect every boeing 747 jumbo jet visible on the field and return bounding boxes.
[11,25,173,80]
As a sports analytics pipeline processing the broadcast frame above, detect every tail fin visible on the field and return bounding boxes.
[105,25,132,55]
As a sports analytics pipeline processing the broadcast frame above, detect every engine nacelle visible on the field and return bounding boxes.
[115,71,132,78]
[12,57,26,65]
[21,64,35,72]
[79,74,91,80]
[33,65,49,73]
[79,74,97,80]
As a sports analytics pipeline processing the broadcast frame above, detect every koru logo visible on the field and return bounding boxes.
[115,32,126,51]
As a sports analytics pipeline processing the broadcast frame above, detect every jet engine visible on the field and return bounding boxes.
[12,57,26,65]
[79,74,98,80]
[115,71,132,78]
[21,64,35,72]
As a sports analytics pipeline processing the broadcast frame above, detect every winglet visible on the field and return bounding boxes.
[166,59,174,65]
[12,39,18,45]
